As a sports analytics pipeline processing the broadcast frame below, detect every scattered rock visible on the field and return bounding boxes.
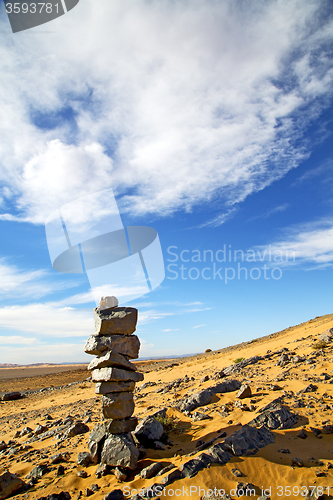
[180,389,211,413]
[26,464,49,479]
[2,392,22,401]
[223,424,274,456]
[236,385,252,399]
[291,457,303,467]
[77,452,91,467]
[192,411,211,422]
[64,422,90,438]
[133,416,164,445]
[231,468,243,477]
[248,403,298,430]
[0,471,26,500]
[140,462,164,479]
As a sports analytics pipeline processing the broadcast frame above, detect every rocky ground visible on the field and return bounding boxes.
[2,313,333,499]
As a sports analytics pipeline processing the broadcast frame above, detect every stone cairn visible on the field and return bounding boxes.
[84,296,143,470]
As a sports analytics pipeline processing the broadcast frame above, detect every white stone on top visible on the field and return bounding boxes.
[99,296,118,310]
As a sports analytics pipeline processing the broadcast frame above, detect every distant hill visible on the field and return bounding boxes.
[0,363,58,368]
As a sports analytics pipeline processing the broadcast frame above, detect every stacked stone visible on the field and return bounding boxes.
[84,296,143,435]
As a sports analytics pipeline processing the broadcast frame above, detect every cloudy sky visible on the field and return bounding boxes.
[0,0,333,363]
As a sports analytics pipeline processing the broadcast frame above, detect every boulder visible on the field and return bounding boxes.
[133,416,164,444]
[0,442,7,452]
[208,379,242,394]
[92,367,143,383]
[102,392,135,419]
[77,452,91,467]
[84,334,140,359]
[26,464,49,479]
[2,392,22,401]
[95,381,135,394]
[236,385,252,399]
[205,443,231,465]
[88,351,137,372]
[180,389,211,412]
[180,454,212,478]
[319,328,333,342]
[223,424,274,456]
[140,462,164,479]
[94,307,138,335]
[101,433,139,469]
[0,471,25,500]
[103,491,124,500]
[248,403,298,430]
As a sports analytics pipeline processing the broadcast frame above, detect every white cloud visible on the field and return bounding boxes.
[0,343,90,364]
[0,1,332,223]
[193,324,206,329]
[0,303,93,337]
[253,219,333,268]
[162,328,179,332]
[0,336,39,345]
[0,258,78,299]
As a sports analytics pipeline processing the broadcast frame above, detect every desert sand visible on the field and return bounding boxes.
[1,313,333,499]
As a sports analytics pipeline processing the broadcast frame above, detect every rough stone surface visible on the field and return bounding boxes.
[133,416,164,444]
[100,296,118,310]
[0,441,7,452]
[0,471,26,500]
[103,491,124,500]
[140,462,164,479]
[95,381,135,394]
[84,334,140,359]
[88,351,137,372]
[92,367,143,383]
[236,385,252,399]
[223,424,275,456]
[102,392,135,419]
[101,433,139,469]
[38,493,71,500]
[64,422,90,438]
[205,443,231,464]
[224,356,263,375]
[180,389,211,412]
[94,307,138,336]
[209,379,242,394]
[77,452,91,467]
[180,454,213,478]
[248,403,298,430]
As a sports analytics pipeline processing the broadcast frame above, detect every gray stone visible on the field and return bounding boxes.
[101,433,139,469]
[0,441,7,452]
[92,367,143,383]
[77,452,91,467]
[208,379,242,395]
[88,351,137,372]
[180,454,212,478]
[140,462,164,479]
[64,421,90,438]
[133,416,164,444]
[248,403,298,430]
[236,385,252,399]
[223,356,263,375]
[0,471,26,500]
[102,392,134,419]
[84,334,140,358]
[319,328,333,342]
[34,424,48,435]
[180,389,211,412]
[160,468,183,485]
[223,424,275,456]
[192,411,211,422]
[94,307,138,335]
[26,464,49,479]
[205,443,231,464]
[95,381,135,394]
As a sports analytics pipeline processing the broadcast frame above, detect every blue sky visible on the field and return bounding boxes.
[0,0,333,363]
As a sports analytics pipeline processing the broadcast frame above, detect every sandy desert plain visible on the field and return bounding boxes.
[2,314,333,500]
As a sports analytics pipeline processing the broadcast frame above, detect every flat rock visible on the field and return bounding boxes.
[248,403,298,430]
[95,381,135,394]
[94,307,138,335]
[64,422,90,438]
[92,367,143,383]
[209,379,242,394]
[223,424,274,456]
[133,416,164,444]
[101,433,139,469]
[0,471,26,500]
[88,351,137,372]
[102,392,135,419]
[84,334,140,358]
[140,462,164,479]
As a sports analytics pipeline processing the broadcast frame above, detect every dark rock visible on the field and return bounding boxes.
[101,433,139,469]
[297,429,307,439]
[50,453,68,464]
[231,468,243,477]
[0,471,26,499]
[38,493,71,500]
[103,490,124,500]
[156,464,176,477]
[94,306,138,335]
[236,483,256,496]
[84,334,140,359]
[322,424,333,434]
[223,424,274,456]
[180,454,212,478]
[153,440,165,450]
[205,443,231,464]
[77,471,87,478]
[95,464,110,478]
[57,465,65,476]
[224,356,263,375]
[85,488,93,497]
[248,403,297,430]
[160,468,183,485]
[278,448,290,453]
[297,384,318,395]
[209,379,242,394]
[20,426,33,437]
[236,385,252,399]
[114,467,126,481]
[91,484,100,492]
[77,452,91,467]
[133,416,164,444]
[310,427,322,438]
[26,464,49,479]
[34,424,48,436]
[192,411,211,422]
[0,441,7,452]
[2,392,22,401]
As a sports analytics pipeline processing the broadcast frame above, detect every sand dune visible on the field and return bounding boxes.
[1,313,333,499]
